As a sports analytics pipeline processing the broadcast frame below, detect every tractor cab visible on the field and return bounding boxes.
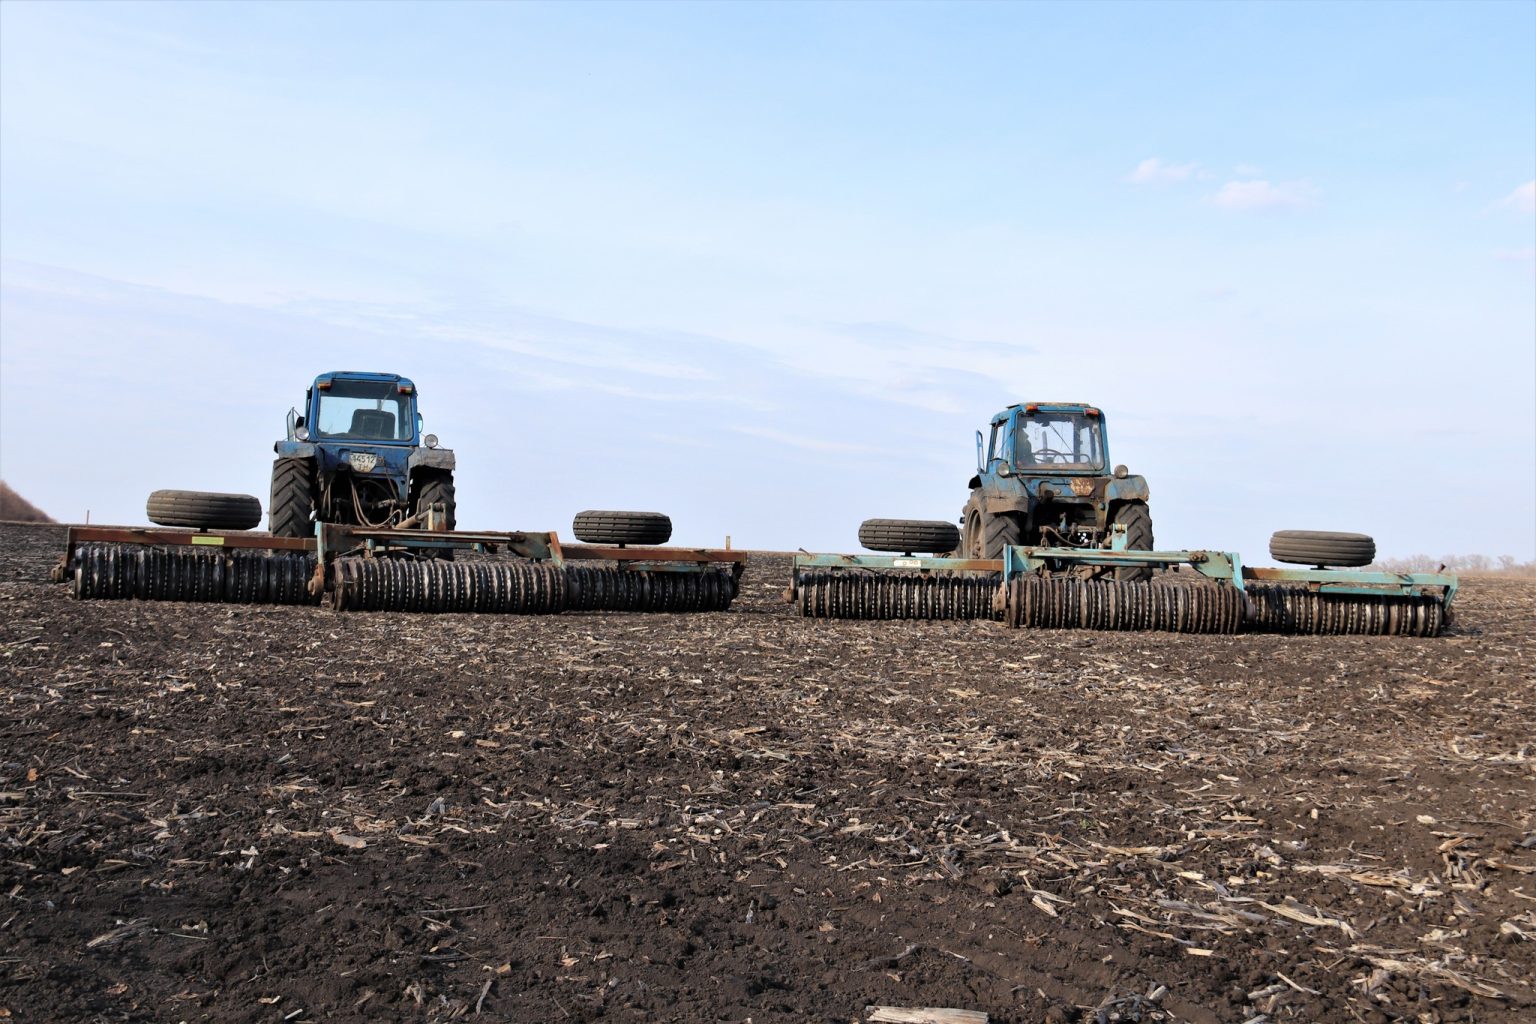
[289,372,421,445]
[982,403,1107,474]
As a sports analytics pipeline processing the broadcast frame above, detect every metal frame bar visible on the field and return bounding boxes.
[1003,546,1243,585]
[315,524,746,570]
[791,553,1002,573]
[61,525,314,552]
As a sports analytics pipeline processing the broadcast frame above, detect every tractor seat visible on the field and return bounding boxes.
[348,409,396,439]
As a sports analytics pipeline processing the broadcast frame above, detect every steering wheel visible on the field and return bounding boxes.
[1032,448,1068,463]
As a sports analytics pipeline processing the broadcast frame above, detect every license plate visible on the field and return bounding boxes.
[348,452,379,473]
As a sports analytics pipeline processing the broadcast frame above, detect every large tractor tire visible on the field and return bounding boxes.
[858,518,961,554]
[147,489,263,531]
[412,471,457,531]
[572,510,672,546]
[269,458,316,539]
[981,512,1022,559]
[1269,530,1375,567]
[1111,501,1154,582]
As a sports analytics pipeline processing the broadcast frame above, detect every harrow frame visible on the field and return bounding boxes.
[789,531,1459,635]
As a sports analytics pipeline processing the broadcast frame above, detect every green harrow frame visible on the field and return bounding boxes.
[789,539,1457,637]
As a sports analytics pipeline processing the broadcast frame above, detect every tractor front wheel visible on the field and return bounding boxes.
[268,459,315,538]
[413,472,457,531]
[961,496,985,558]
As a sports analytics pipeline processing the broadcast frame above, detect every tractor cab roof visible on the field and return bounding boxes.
[315,370,417,390]
[992,402,1101,426]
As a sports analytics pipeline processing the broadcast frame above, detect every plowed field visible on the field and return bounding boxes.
[2,522,1532,1023]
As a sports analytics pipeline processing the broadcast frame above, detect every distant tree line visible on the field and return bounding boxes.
[1371,553,1536,577]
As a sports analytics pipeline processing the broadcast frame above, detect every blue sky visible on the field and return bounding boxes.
[2,0,1532,559]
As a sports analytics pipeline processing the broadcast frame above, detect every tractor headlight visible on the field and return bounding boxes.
[424,434,439,449]
[295,426,310,441]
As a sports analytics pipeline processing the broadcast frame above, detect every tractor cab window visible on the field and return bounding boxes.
[987,423,1007,465]
[1013,411,1104,471]
[314,380,413,442]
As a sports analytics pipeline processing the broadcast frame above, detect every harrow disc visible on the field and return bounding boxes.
[330,557,566,614]
[794,572,1002,620]
[1245,583,1444,637]
[1002,576,1244,634]
[71,543,318,606]
[564,566,736,613]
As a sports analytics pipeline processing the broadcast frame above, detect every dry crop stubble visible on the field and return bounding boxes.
[0,522,1532,1022]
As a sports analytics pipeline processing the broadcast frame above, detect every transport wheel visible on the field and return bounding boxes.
[981,512,1022,559]
[269,458,316,538]
[1269,530,1376,567]
[572,510,673,545]
[858,518,961,554]
[146,489,263,531]
[412,471,457,531]
[1111,501,1154,582]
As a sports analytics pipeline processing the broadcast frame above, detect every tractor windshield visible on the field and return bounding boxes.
[1013,411,1105,471]
[314,380,414,442]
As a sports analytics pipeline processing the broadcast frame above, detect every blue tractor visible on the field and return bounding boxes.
[960,402,1153,580]
[269,371,456,538]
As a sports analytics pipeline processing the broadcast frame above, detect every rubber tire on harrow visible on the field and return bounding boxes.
[1269,530,1376,567]
[146,489,263,531]
[1111,501,1155,582]
[413,471,457,531]
[572,510,672,546]
[982,512,1022,559]
[269,458,316,538]
[858,518,961,555]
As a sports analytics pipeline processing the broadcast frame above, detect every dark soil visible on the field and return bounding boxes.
[2,521,1532,1023]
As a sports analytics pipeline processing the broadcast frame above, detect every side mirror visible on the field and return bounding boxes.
[974,430,985,474]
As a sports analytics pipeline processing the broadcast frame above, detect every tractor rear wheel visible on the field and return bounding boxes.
[981,512,1022,559]
[1111,501,1154,581]
[269,458,316,538]
[147,489,263,531]
[412,471,457,531]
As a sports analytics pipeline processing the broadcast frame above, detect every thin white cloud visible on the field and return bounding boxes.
[1501,181,1535,214]
[1212,179,1318,211]
[1495,247,1535,263]
[1126,157,1198,185]
[730,425,888,455]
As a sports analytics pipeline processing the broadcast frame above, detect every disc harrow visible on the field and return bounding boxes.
[1002,576,1245,634]
[790,540,1457,637]
[57,522,746,618]
[1245,583,1443,637]
[71,543,318,606]
[330,556,566,614]
[795,571,1001,620]
[565,565,736,613]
